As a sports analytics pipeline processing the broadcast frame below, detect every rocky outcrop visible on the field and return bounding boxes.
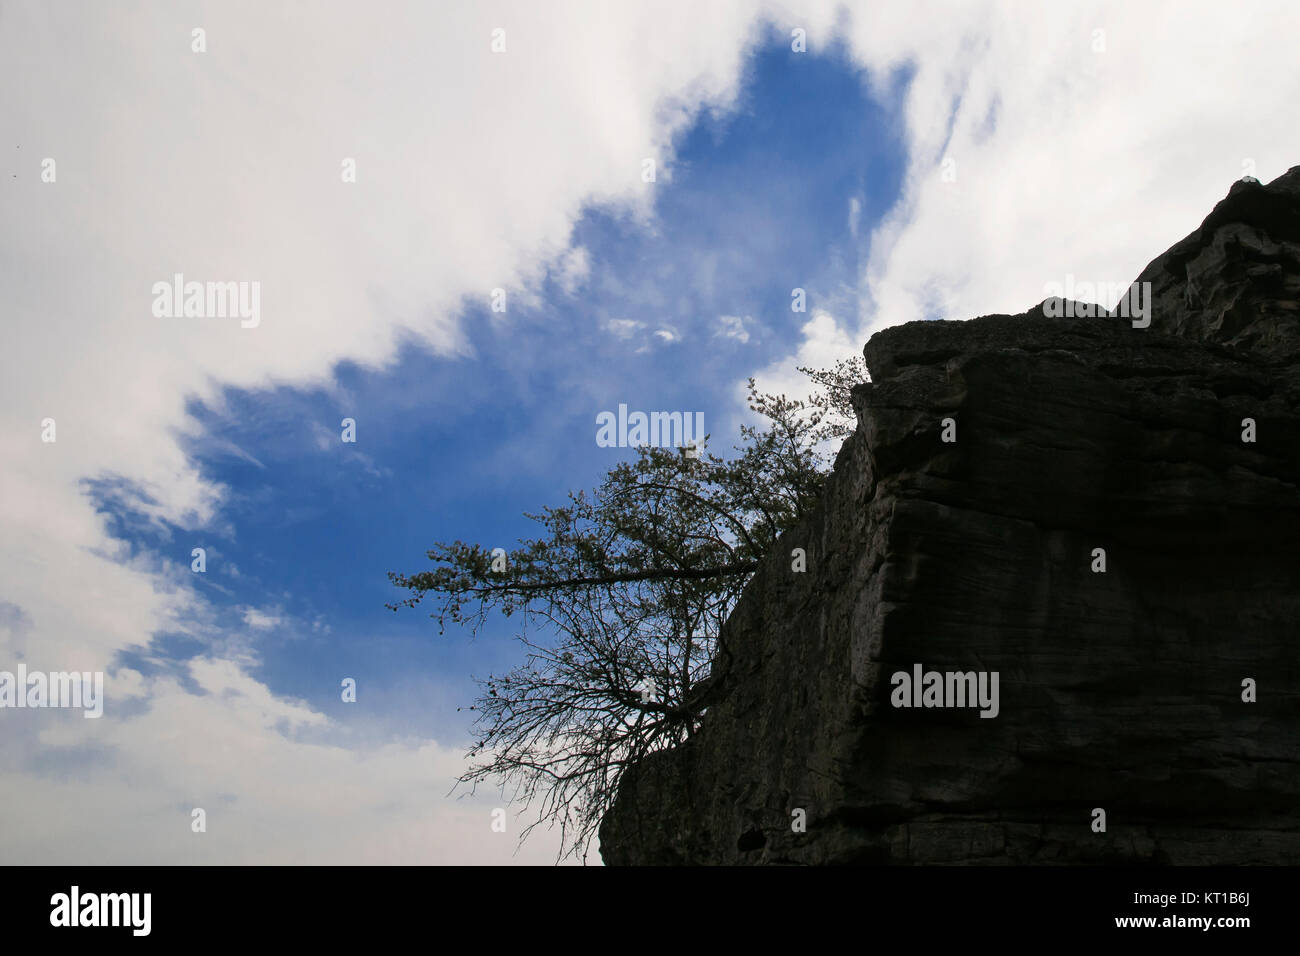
[599,168,1300,865]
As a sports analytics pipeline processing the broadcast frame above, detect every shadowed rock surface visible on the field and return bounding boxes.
[599,167,1300,865]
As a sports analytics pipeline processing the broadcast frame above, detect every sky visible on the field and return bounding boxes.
[1,0,1298,865]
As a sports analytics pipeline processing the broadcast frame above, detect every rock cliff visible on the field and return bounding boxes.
[599,167,1300,865]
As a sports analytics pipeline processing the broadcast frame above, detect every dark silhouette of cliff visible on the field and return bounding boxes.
[600,167,1300,865]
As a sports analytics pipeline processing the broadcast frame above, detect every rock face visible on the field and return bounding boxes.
[599,168,1300,865]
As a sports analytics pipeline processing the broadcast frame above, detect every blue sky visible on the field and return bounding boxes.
[97,33,908,742]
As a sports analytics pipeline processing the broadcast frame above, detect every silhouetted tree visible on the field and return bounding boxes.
[388,357,867,860]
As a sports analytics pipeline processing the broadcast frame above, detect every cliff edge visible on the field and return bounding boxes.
[599,167,1300,865]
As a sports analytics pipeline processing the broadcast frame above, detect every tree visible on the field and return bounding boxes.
[387,356,867,860]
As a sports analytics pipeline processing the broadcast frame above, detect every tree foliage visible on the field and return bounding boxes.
[388,356,867,860]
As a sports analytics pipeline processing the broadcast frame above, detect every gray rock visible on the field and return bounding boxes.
[600,167,1300,865]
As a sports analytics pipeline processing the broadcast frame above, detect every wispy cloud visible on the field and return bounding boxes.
[716,314,754,343]
[603,318,647,339]
[241,607,281,631]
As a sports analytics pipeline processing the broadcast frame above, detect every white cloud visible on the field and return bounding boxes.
[603,318,647,339]
[556,245,591,295]
[241,607,281,631]
[0,660,575,864]
[785,0,1300,354]
[750,309,858,404]
[716,314,754,343]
